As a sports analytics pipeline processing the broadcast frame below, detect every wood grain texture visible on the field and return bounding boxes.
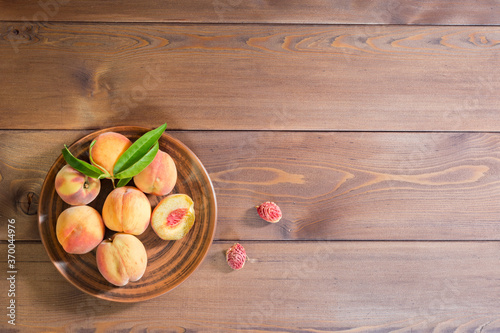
[3,130,500,242]
[1,23,500,131]
[1,0,500,25]
[2,241,500,331]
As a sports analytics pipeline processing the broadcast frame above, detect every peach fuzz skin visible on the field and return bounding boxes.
[55,165,101,206]
[56,206,105,254]
[133,150,177,196]
[90,132,132,176]
[102,186,151,235]
[96,233,147,287]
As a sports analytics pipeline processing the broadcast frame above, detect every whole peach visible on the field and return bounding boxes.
[102,186,151,235]
[96,233,148,286]
[151,194,195,240]
[90,132,132,177]
[55,165,101,205]
[133,150,177,196]
[56,205,105,254]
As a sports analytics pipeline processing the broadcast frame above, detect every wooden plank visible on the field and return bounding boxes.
[4,130,500,241]
[1,23,500,131]
[1,0,500,25]
[2,241,500,331]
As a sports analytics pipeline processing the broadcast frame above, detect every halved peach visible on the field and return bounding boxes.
[151,194,195,240]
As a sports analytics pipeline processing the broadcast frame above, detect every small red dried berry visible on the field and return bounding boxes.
[226,243,247,270]
[256,201,282,223]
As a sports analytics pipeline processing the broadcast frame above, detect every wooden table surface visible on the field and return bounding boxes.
[2,1,500,331]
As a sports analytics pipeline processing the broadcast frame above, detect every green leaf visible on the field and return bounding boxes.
[113,123,166,175]
[116,177,133,188]
[114,141,159,179]
[98,173,111,180]
[62,145,104,179]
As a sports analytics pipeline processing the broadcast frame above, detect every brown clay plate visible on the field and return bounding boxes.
[38,126,217,302]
